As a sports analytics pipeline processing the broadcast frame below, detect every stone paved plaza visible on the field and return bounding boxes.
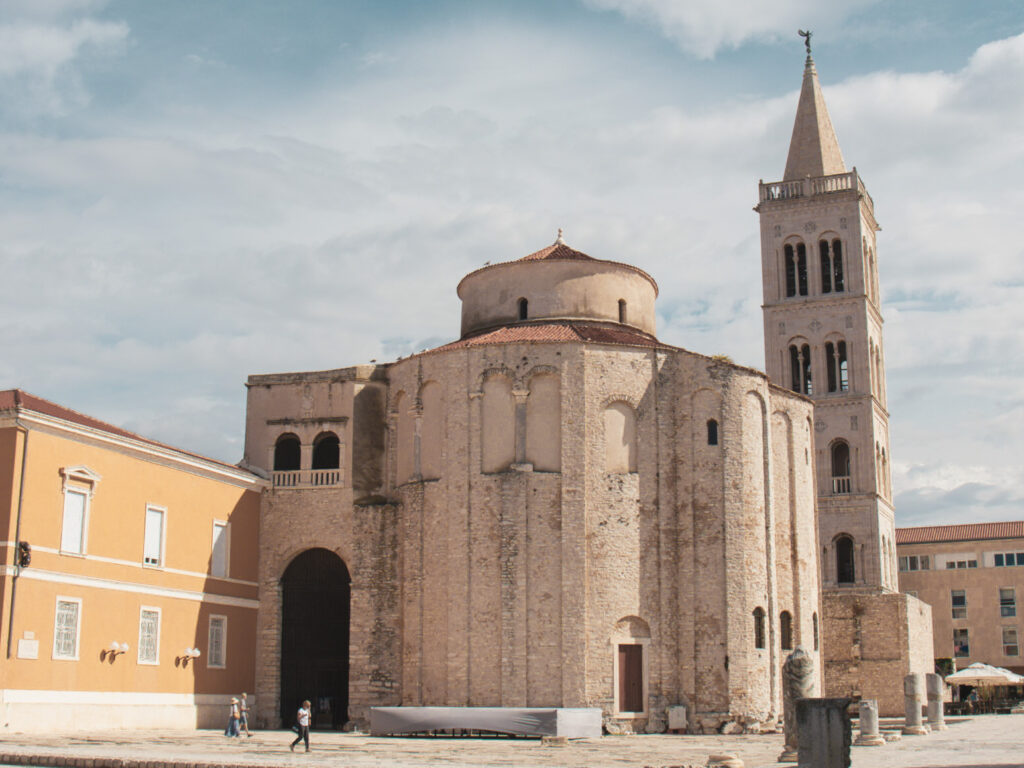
[1,715,1023,768]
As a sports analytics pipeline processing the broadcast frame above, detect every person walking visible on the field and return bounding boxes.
[225,697,240,738]
[239,692,252,737]
[290,700,311,753]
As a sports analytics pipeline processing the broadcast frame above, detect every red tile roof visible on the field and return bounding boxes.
[896,521,1024,545]
[423,321,669,356]
[0,389,249,474]
[519,242,595,262]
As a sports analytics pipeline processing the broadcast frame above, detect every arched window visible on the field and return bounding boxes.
[825,340,848,393]
[812,612,819,651]
[273,433,301,471]
[831,441,851,494]
[706,419,719,446]
[312,432,340,469]
[482,375,515,473]
[753,607,766,649]
[784,243,808,298]
[836,535,855,584]
[789,343,812,395]
[618,298,627,323]
[780,610,793,650]
[518,297,528,320]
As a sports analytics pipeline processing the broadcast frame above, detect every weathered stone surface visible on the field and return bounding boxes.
[779,647,815,761]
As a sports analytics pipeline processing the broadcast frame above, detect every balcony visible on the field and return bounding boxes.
[758,170,873,211]
[272,469,344,489]
[832,476,852,494]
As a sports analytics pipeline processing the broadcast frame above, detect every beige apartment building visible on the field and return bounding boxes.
[896,522,1024,675]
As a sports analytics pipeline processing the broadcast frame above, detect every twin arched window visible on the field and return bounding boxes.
[785,238,844,298]
[791,339,850,396]
[274,432,342,472]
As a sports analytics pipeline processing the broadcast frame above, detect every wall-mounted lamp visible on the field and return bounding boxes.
[102,641,129,661]
[177,647,202,666]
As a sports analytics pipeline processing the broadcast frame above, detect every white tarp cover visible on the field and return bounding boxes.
[369,706,603,738]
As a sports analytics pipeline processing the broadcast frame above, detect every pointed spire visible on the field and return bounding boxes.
[783,51,846,181]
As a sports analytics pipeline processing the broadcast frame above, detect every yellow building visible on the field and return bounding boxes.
[0,390,265,731]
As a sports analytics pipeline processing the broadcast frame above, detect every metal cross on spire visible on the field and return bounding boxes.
[798,29,812,56]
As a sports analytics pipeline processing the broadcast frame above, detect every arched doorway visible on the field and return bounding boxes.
[280,548,351,729]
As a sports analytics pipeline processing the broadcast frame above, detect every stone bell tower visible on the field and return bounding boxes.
[754,38,933,714]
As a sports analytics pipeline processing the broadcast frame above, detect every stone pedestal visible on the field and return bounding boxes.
[926,673,948,731]
[853,699,885,746]
[902,674,928,735]
[796,697,851,768]
[778,648,814,762]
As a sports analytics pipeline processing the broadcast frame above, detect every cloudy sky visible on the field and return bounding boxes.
[2,0,1022,526]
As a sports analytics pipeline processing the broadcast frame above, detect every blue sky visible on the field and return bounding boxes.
[2,0,1023,526]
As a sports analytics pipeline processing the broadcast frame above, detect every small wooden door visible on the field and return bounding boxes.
[618,644,643,712]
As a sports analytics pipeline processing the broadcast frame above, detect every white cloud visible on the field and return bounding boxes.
[580,0,879,58]
[0,1,128,116]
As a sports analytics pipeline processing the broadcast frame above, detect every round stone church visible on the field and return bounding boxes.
[243,233,821,733]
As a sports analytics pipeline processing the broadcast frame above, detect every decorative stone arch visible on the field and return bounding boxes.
[475,365,517,393]
[610,616,650,718]
[524,364,559,383]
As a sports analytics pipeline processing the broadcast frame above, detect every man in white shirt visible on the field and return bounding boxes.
[290,700,311,752]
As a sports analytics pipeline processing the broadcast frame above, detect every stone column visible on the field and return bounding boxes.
[926,673,948,731]
[853,699,884,746]
[778,648,814,762]
[796,697,851,768]
[902,673,928,735]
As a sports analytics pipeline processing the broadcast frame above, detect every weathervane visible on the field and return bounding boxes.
[798,29,812,55]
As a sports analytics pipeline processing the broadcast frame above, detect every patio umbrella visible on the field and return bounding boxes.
[945,662,1020,686]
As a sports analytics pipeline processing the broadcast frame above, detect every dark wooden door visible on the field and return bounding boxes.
[618,644,643,712]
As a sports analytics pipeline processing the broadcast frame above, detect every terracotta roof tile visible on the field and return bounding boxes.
[421,321,668,356]
[519,242,595,262]
[0,389,250,474]
[896,521,1024,545]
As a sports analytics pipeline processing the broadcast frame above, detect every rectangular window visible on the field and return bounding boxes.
[61,489,88,554]
[211,521,229,579]
[996,554,1005,567]
[1000,588,1016,618]
[951,589,967,619]
[967,559,978,568]
[1004,627,1020,657]
[901,554,930,572]
[143,507,164,566]
[898,556,909,572]
[920,555,930,570]
[138,608,160,664]
[954,628,970,658]
[208,615,226,668]
[53,597,81,660]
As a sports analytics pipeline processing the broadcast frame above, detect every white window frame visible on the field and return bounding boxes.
[52,596,82,661]
[1004,627,1020,657]
[137,606,161,665]
[207,614,227,669]
[211,520,230,579]
[59,466,100,556]
[999,587,1016,618]
[143,505,166,568]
